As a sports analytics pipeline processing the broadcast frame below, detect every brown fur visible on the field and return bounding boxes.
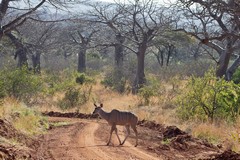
[93,103,138,147]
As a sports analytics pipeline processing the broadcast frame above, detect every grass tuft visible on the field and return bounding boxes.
[192,123,226,145]
[0,97,48,135]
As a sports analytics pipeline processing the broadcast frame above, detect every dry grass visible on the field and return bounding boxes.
[0,97,48,135]
[192,123,226,145]
[229,118,240,152]
[0,97,24,119]
[35,80,138,114]
[89,81,240,152]
[82,81,139,113]
[29,78,240,152]
[34,79,180,125]
[189,121,240,152]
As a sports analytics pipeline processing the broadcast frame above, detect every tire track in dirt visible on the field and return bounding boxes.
[83,121,160,160]
[77,122,114,160]
[38,117,161,160]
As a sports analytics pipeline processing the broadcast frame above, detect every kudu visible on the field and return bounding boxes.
[92,103,138,147]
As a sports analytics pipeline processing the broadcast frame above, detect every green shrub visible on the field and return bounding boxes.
[58,87,80,110]
[43,70,77,95]
[43,70,95,95]
[176,69,240,123]
[76,73,95,85]
[58,86,92,110]
[101,69,126,93]
[232,68,240,84]
[138,76,163,105]
[0,67,43,102]
[0,80,6,99]
[101,76,114,88]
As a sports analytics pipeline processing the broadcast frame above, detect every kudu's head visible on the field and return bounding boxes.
[93,103,103,115]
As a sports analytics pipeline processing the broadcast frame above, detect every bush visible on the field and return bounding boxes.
[139,86,156,105]
[43,69,77,95]
[101,68,126,93]
[0,67,43,102]
[232,68,240,84]
[58,86,92,110]
[59,87,80,109]
[76,73,95,85]
[176,69,240,123]
[44,70,95,95]
[138,76,163,105]
[0,80,6,99]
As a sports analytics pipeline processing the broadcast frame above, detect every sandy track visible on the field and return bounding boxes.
[37,117,161,160]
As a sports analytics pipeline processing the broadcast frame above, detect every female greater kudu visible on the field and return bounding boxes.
[92,103,138,147]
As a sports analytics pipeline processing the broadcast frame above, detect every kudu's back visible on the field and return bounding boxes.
[108,109,138,126]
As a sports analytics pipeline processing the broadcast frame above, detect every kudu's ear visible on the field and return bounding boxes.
[100,103,103,108]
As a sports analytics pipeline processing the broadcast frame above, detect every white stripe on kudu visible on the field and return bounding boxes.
[93,103,138,147]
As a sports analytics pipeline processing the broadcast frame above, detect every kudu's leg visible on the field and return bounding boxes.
[107,125,116,146]
[120,125,130,145]
[114,127,122,145]
[131,125,138,147]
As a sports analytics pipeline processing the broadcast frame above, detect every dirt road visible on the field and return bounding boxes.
[0,113,238,159]
[36,117,162,160]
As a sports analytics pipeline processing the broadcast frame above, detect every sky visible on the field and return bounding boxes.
[99,0,116,2]
[100,0,174,3]
[9,0,173,16]
[97,0,175,6]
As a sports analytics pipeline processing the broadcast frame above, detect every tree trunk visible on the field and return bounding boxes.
[216,38,233,78]
[78,47,86,73]
[0,31,3,41]
[160,51,164,67]
[32,51,41,74]
[155,48,164,67]
[166,44,174,66]
[226,55,240,80]
[16,47,28,68]
[112,34,125,92]
[216,50,233,78]
[114,34,125,83]
[132,45,146,94]
[6,32,28,68]
[115,34,125,68]
[155,53,162,67]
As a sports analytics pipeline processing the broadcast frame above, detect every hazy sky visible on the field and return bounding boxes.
[99,0,116,2]
[98,0,173,5]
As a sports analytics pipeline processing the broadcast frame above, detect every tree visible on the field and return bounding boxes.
[0,0,46,40]
[152,31,192,67]
[116,0,172,93]
[0,0,75,69]
[84,1,127,90]
[175,0,240,80]
[19,20,60,73]
[69,22,97,73]
[85,0,173,93]
[6,32,29,68]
